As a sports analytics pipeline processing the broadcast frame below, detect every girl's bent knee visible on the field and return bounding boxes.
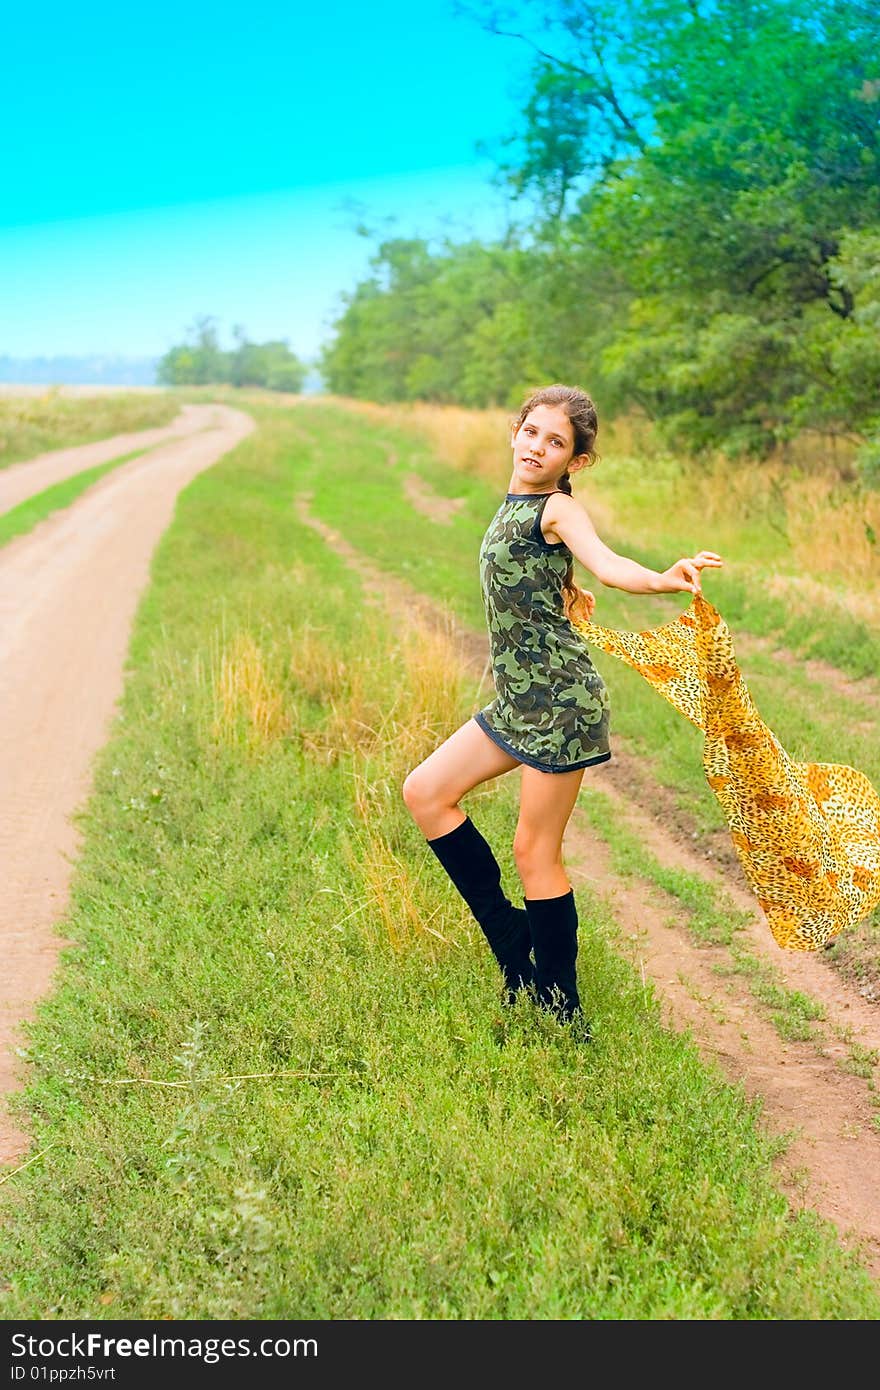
[401,770,425,814]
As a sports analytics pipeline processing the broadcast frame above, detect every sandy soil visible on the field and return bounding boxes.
[298,484,880,1283]
[0,404,253,1163]
[404,470,468,525]
[0,403,217,515]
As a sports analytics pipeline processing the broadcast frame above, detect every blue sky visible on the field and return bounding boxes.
[1,1,533,364]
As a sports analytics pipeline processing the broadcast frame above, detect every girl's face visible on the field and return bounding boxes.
[510,403,589,491]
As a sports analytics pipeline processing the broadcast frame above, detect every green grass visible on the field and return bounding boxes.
[0,449,149,547]
[599,532,880,684]
[0,390,178,469]
[2,403,878,1318]
[577,791,752,950]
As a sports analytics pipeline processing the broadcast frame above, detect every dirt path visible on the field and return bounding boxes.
[298,488,880,1282]
[403,471,468,525]
[0,404,254,1163]
[0,403,219,515]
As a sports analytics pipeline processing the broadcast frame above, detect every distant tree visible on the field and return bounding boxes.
[320,227,628,412]
[155,344,199,386]
[158,318,305,392]
[157,316,230,386]
[321,235,584,408]
[230,329,306,392]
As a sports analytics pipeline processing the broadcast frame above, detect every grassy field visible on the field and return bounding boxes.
[0,389,179,470]
[2,400,878,1319]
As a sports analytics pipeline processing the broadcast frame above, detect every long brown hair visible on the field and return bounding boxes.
[511,384,600,625]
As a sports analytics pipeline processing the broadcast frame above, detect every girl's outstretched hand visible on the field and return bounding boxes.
[662,550,723,596]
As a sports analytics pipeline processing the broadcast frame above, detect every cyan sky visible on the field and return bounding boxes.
[1,1,532,362]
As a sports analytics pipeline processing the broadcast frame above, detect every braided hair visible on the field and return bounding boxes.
[511,384,600,625]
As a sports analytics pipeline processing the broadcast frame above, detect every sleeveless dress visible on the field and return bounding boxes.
[474,491,612,773]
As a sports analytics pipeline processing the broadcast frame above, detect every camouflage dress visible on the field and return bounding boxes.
[474,491,612,773]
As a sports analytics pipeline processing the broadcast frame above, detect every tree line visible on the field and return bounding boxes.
[157,317,306,393]
[320,0,880,473]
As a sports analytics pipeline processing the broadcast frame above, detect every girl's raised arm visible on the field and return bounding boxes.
[545,494,722,596]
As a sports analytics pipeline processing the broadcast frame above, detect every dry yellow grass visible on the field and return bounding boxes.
[209,631,291,752]
[292,392,879,611]
[637,454,879,605]
[296,396,512,483]
[0,387,178,466]
[390,402,511,482]
[785,473,879,589]
[296,609,466,765]
[344,768,452,955]
[297,611,471,952]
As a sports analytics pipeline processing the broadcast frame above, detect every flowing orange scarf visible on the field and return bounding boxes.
[574,595,880,951]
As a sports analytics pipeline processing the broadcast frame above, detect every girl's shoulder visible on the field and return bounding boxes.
[540,489,591,544]
[543,489,582,511]
[541,489,586,523]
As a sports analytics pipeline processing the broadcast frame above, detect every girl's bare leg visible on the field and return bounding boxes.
[402,718,519,839]
[515,766,588,1025]
[404,719,533,1000]
[513,765,586,899]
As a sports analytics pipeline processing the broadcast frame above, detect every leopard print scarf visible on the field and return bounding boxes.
[574,595,880,951]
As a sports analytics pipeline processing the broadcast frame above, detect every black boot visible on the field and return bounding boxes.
[426,816,535,1003]
[524,889,585,1026]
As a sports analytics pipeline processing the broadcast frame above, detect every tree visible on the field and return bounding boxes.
[158,320,306,393]
[473,0,880,451]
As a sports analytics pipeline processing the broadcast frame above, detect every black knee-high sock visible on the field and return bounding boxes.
[426,816,535,998]
[524,889,582,1023]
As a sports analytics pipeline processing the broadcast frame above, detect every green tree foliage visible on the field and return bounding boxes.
[562,0,880,452]
[324,0,879,460]
[321,232,625,409]
[321,237,533,405]
[157,317,306,393]
[157,316,229,386]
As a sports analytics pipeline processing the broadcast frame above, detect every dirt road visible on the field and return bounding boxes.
[0,403,215,514]
[0,404,253,1162]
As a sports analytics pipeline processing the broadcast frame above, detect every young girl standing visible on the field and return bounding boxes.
[402,384,722,1031]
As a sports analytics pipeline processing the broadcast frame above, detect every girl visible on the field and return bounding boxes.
[402,384,722,1031]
